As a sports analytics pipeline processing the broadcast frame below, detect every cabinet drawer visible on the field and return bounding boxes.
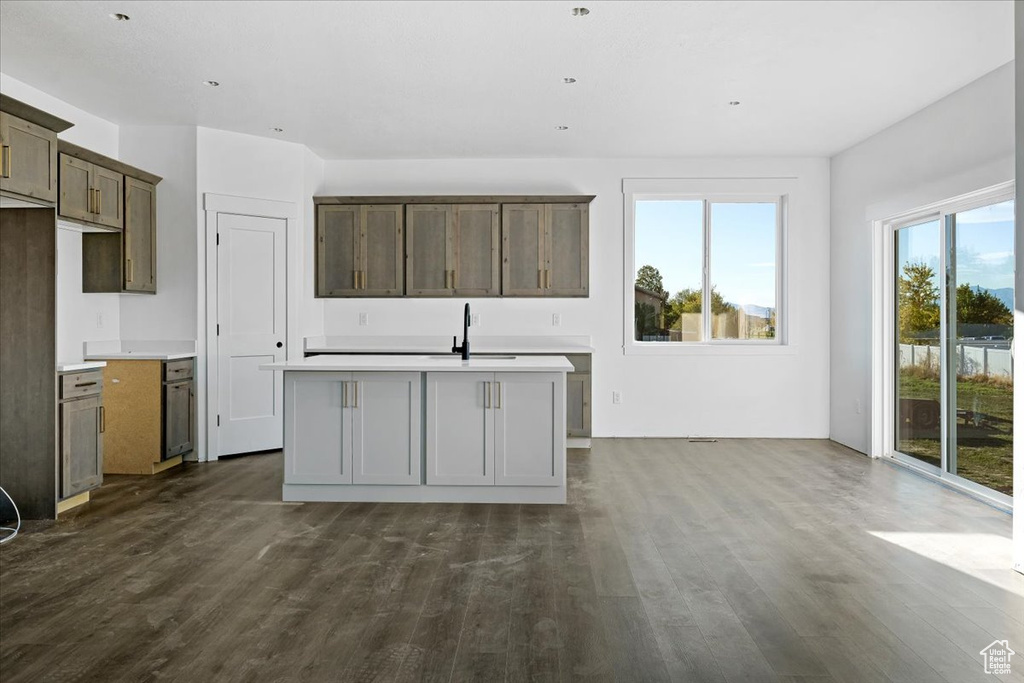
[566,354,591,373]
[163,359,194,381]
[60,371,103,399]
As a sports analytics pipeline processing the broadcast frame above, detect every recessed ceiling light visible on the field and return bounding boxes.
[563,77,577,84]
[110,13,130,21]
[271,127,284,133]
[555,125,569,131]
[203,80,220,87]
[572,7,590,16]
[729,101,741,106]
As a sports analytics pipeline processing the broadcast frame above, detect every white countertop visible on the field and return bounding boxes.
[262,354,573,373]
[57,361,107,373]
[304,335,593,354]
[84,339,197,361]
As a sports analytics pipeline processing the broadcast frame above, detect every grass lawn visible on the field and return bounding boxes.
[897,370,1013,495]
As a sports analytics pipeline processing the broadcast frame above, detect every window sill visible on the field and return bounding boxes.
[623,342,796,357]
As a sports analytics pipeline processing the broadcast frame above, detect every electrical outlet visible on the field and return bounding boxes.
[471,313,480,326]
[612,390,622,405]
[552,313,561,327]
[96,312,104,329]
[855,398,862,414]
[358,312,369,326]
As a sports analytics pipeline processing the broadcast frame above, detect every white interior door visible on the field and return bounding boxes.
[217,213,286,456]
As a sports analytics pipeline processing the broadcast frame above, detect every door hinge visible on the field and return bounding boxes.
[216,233,220,246]
[216,324,220,336]
[217,415,221,427]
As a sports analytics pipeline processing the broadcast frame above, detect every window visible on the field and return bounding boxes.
[627,190,782,347]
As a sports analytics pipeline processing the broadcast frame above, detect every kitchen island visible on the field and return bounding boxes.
[260,354,572,504]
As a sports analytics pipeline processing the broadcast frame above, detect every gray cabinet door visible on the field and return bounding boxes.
[58,153,93,223]
[0,111,58,204]
[547,203,589,296]
[362,205,404,296]
[317,205,360,296]
[566,373,591,437]
[351,372,421,484]
[164,380,194,458]
[60,396,103,498]
[454,204,500,296]
[124,177,156,292]
[425,372,494,485]
[501,204,545,296]
[493,372,561,486]
[406,204,453,297]
[92,165,124,230]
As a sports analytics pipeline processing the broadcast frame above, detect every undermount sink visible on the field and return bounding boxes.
[420,354,517,360]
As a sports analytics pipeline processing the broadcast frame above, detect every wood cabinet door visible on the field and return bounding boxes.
[566,372,591,437]
[454,204,500,296]
[91,166,124,230]
[163,381,194,458]
[546,203,589,296]
[493,373,562,486]
[0,111,58,203]
[124,177,156,292]
[58,154,93,223]
[351,372,421,485]
[425,372,493,485]
[406,204,453,296]
[501,204,545,296]
[285,372,353,484]
[61,396,103,498]
[317,205,360,296]
[361,205,404,296]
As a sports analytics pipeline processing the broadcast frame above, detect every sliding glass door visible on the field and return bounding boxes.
[890,189,1014,502]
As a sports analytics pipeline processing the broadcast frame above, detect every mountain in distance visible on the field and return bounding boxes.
[974,286,1014,311]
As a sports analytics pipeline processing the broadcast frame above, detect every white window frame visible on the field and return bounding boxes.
[873,180,1013,508]
[623,178,791,356]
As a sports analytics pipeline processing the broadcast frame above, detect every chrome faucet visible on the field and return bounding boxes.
[452,303,471,360]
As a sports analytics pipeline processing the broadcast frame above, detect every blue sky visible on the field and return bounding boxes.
[635,200,776,308]
[896,200,1014,294]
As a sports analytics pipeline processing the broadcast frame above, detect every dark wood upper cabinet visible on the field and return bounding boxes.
[123,177,156,292]
[317,204,403,297]
[0,95,72,206]
[315,195,591,299]
[58,152,124,230]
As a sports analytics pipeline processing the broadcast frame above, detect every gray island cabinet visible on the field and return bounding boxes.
[261,354,571,504]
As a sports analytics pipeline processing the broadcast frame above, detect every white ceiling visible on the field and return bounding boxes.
[0,0,1013,159]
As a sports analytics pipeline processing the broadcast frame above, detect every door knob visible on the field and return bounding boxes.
[276,342,283,348]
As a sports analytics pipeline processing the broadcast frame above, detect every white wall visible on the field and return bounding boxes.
[830,63,1015,454]
[320,157,830,438]
[1,72,121,363]
[118,126,198,341]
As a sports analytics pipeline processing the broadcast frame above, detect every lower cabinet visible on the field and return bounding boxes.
[565,354,591,438]
[163,379,194,458]
[59,370,104,499]
[426,372,562,487]
[286,372,421,485]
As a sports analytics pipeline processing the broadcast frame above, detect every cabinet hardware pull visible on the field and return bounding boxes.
[99,406,105,433]
[484,381,491,409]
[353,270,358,289]
[1,145,10,178]
[538,269,544,288]
[96,189,102,214]
[361,270,366,290]
[126,258,133,283]
[343,381,348,408]
[75,381,98,388]
[496,381,502,409]
[353,381,359,408]
[452,269,458,290]
[546,269,551,289]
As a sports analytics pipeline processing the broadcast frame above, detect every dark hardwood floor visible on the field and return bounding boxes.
[1,439,1021,682]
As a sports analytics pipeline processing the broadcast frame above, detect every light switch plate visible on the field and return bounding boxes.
[552,313,561,327]
[358,312,369,326]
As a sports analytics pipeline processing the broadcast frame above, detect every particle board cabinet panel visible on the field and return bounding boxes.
[0,208,56,519]
[60,394,103,498]
[350,372,421,485]
[425,372,494,485]
[317,205,360,296]
[123,177,156,292]
[58,153,94,223]
[493,373,562,486]
[361,205,404,296]
[453,204,500,296]
[101,360,163,474]
[91,165,124,230]
[0,111,58,204]
[406,204,453,297]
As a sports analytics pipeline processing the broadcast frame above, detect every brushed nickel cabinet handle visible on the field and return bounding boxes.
[1,145,10,178]
[126,258,133,283]
[343,381,348,408]
[96,189,102,214]
[99,406,105,433]
[353,381,359,408]
[484,381,491,409]
[353,269,359,289]
[546,269,551,289]
[496,381,502,409]
[538,269,544,288]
